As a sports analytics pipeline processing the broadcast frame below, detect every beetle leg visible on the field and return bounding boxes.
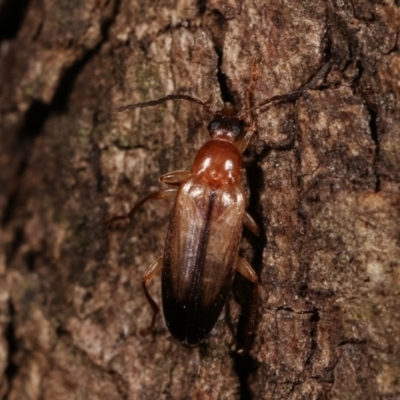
[140,256,163,335]
[107,188,178,225]
[244,212,261,235]
[235,257,259,353]
[237,63,258,153]
[236,119,256,153]
[160,170,191,186]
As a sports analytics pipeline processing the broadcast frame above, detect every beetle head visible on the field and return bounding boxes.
[208,108,244,142]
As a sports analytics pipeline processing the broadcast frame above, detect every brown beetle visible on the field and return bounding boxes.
[109,63,331,348]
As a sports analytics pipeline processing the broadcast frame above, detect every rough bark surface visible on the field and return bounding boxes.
[1,0,399,399]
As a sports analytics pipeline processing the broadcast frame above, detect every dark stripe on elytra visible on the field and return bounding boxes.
[189,189,217,311]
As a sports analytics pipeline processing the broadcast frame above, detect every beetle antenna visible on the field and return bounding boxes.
[238,61,332,118]
[115,94,215,115]
[237,90,304,118]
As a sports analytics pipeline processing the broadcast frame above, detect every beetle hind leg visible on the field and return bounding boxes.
[235,257,259,353]
[140,256,163,335]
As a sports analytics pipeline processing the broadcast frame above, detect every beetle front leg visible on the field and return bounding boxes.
[236,256,259,353]
[141,256,163,335]
[160,170,191,186]
[237,63,258,154]
[236,118,256,154]
[107,188,178,225]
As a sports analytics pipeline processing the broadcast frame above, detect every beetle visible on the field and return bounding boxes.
[109,62,331,349]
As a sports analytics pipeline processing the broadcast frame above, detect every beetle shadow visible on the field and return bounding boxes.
[230,149,266,398]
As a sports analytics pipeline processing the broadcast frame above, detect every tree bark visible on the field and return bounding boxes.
[1,0,399,399]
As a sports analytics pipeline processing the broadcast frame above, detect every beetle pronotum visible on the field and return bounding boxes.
[110,63,331,350]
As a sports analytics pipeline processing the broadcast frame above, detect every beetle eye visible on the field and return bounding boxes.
[232,123,241,136]
[208,121,220,132]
